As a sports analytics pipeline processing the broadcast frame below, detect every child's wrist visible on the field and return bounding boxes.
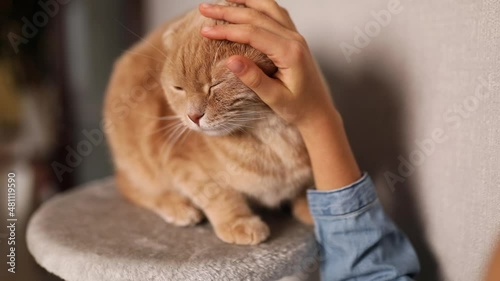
[296,107,343,137]
[296,107,362,190]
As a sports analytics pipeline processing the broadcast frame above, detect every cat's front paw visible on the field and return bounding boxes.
[214,216,270,245]
[155,198,204,227]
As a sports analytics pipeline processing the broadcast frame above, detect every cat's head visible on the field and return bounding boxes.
[160,10,277,136]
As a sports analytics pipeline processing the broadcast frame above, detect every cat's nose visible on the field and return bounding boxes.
[188,112,205,125]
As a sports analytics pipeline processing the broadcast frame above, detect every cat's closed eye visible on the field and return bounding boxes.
[172,86,184,91]
[208,81,223,95]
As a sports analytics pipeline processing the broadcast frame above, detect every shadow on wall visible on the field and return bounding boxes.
[318,54,441,281]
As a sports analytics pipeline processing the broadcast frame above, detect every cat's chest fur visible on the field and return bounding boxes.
[205,114,312,207]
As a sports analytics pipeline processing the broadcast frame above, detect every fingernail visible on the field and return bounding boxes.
[201,26,213,33]
[227,59,245,74]
[200,3,213,9]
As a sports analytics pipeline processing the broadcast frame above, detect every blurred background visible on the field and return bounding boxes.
[1,0,499,281]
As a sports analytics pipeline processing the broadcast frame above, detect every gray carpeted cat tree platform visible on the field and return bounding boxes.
[26,178,318,281]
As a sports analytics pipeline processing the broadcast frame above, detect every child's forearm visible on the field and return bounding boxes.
[297,108,361,190]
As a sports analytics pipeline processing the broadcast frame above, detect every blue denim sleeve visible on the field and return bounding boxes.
[306,173,420,281]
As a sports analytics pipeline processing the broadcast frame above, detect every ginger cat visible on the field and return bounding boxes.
[104,6,313,245]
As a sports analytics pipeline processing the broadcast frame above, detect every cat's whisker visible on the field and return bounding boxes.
[158,123,180,146]
[227,112,266,117]
[173,126,188,143]
[213,40,224,66]
[221,121,255,134]
[168,122,188,146]
[159,123,185,164]
[114,19,168,59]
[161,122,183,142]
[224,121,255,129]
[147,121,184,136]
[136,112,180,121]
[229,117,266,122]
[158,116,182,120]
[229,112,265,116]
[161,125,190,165]
[235,126,250,135]
[225,122,250,135]
[219,124,234,136]
[165,123,185,144]
[178,128,192,145]
[157,130,174,162]
[231,112,266,115]
[227,118,266,124]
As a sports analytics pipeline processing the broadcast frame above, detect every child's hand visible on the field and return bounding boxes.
[199,0,337,130]
[200,0,361,189]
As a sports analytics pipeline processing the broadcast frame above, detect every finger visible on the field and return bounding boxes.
[199,3,296,39]
[201,24,290,67]
[226,55,289,107]
[225,0,296,30]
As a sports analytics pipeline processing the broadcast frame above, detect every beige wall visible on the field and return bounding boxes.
[145,1,500,280]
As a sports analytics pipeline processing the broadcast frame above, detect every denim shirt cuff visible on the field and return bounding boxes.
[307,172,377,217]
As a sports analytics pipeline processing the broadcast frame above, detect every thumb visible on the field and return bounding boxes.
[226,55,286,106]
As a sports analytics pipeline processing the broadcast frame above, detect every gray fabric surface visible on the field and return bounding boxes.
[26,178,317,281]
